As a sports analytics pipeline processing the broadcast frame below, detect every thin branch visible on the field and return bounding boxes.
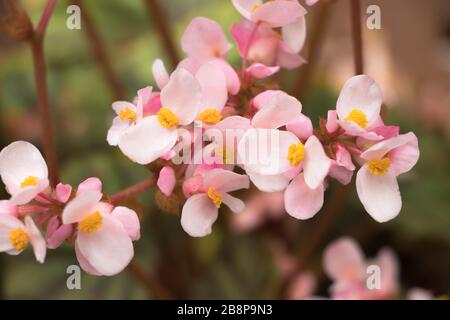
[292,0,334,101]
[30,0,59,186]
[110,176,156,205]
[127,259,174,299]
[143,0,179,68]
[72,0,126,100]
[350,0,364,74]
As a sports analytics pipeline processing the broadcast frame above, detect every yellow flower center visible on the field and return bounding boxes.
[198,109,222,125]
[9,228,29,251]
[78,211,103,234]
[287,143,305,167]
[20,176,38,189]
[344,109,368,128]
[119,107,137,122]
[252,3,263,12]
[207,187,222,208]
[367,157,391,176]
[157,107,179,128]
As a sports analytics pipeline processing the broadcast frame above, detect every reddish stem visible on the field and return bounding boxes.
[350,0,364,74]
[30,0,59,187]
[110,176,156,205]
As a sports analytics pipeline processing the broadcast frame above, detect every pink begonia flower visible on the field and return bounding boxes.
[46,215,73,249]
[232,19,306,69]
[238,91,303,176]
[324,237,399,300]
[0,200,19,217]
[0,141,49,205]
[335,75,385,140]
[107,88,146,146]
[157,166,176,197]
[0,215,46,263]
[328,144,356,185]
[55,183,72,203]
[181,169,249,237]
[356,132,419,222]
[62,190,140,276]
[76,177,102,196]
[179,17,240,95]
[117,68,202,165]
[232,0,307,28]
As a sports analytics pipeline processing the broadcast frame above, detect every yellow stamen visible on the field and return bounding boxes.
[198,109,222,125]
[9,228,29,251]
[119,107,137,122]
[287,143,305,167]
[367,158,391,176]
[215,147,234,164]
[157,107,179,128]
[20,176,37,189]
[207,187,222,208]
[252,3,263,12]
[344,109,368,128]
[78,211,103,234]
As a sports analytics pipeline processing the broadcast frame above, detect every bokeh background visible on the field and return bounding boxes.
[0,0,449,299]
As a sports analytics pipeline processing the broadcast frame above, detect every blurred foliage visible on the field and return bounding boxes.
[0,0,449,299]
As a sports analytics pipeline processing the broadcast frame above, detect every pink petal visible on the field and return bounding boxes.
[77,177,102,196]
[338,120,383,140]
[252,91,302,129]
[160,68,202,125]
[356,165,401,222]
[182,175,204,198]
[276,41,306,69]
[196,62,228,112]
[328,163,353,185]
[77,214,134,276]
[118,116,178,165]
[55,183,72,203]
[252,0,307,28]
[284,173,324,220]
[0,200,18,217]
[288,272,317,300]
[286,114,313,140]
[47,222,73,249]
[157,166,176,197]
[75,241,101,276]
[246,63,280,79]
[152,59,169,89]
[25,216,46,263]
[336,75,382,126]
[232,0,261,20]
[62,190,103,224]
[181,194,219,237]
[335,144,356,171]
[230,20,255,57]
[111,206,141,241]
[251,90,280,110]
[143,92,162,115]
[247,170,290,192]
[204,168,249,193]
[326,110,339,134]
[208,59,241,95]
[282,15,306,53]
[222,193,246,213]
[323,237,366,282]
[371,125,400,140]
[9,179,49,206]
[303,135,331,189]
[181,17,231,60]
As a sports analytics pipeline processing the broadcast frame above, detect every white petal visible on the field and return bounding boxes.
[152,59,169,89]
[160,68,202,125]
[247,169,290,192]
[118,116,178,165]
[196,62,228,112]
[62,190,103,224]
[303,135,331,189]
[181,194,218,237]
[222,193,245,213]
[25,216,46,263]
[356,165,402,222]
[107,117,130,146]
[282,15,306,53]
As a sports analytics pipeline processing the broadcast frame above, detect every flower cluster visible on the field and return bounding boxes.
[0,141,140,276]
[107,0,419,237]
[283,237,439,300]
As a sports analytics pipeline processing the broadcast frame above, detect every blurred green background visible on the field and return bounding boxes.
[0,0,449,299]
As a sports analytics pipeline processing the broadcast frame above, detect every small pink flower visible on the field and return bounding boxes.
[0,141,49,205]
[232,0,307,28]
[117,68,202,165]
[335,75,384,140]
[0,215,46,263]
[181,169,249,237]
[62,190,140,276]
[356,132,419,222]
[157,166,176,197]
